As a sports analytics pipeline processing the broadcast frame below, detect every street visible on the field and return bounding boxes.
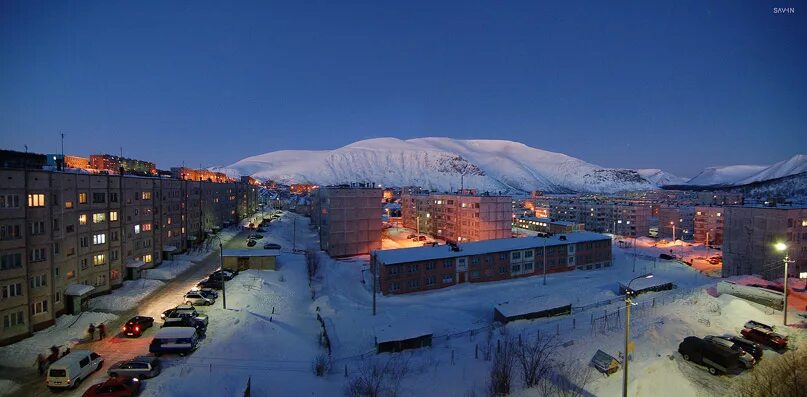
[4,226,254,397]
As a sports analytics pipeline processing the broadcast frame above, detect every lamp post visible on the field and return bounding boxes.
[211,234,227,309]
[542,234,548,285]
[774,243,793,326]
[623,273,654,397]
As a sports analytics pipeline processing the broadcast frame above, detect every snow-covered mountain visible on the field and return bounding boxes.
[636,169,689,186]
[218,137,668,193]
[686,154,807,187]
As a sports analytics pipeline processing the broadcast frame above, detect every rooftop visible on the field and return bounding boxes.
[373,231,610,265]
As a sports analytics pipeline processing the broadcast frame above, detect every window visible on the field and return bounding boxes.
[511,251,521,260]
[134,225,141,234]
[0,224,21,240]
[142,191,152,200]
[80,258,88,270]
[92,192,105,203]
[79,236,89,248]
[55,291,61,303]
[0,194,20,208]
[408,264,418,273]
[31,299,48,315]
[93,233,106,244]
[499,266,506,274]
[390,282,400,292]
[471,257,480,264]
[95,274,107,287]
[1,283,23,298]
[426,262,435,270]
[27,194,45,207]
[408,279,419,288]
[93,213,106,223]
[143,254,152,263]
[499,253,507,260]
[92,253,105,266]
[29,221,45,235]
[3,311,24,329]
[524,250,533,259]
[111,269,120,280]
[29,248,46,262]
[66,270,75,279]
[1,253,23,270]
[78,192,87,204]
[109,211,118,221]
[53,242,60,255]
[470,270,480,278]
[110,231,119,241]
[443,260,452,269]
[388,267,399,275]
[52,218,59,231]
[511,264,521,273]
[78,214,87,225]
[524,262,533,271]
[66,224,75,233]
[442,275,454,284]
[142,223,152,232]
[64,200,73,209]
[110,249,119,261]
[110,192,118,203]
[30,274,47,288]
[426,276,436,286]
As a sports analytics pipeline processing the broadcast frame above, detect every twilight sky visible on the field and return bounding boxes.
[1,1,805,177]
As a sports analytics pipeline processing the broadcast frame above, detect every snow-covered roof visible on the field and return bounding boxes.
[154,327,197,339]
[619,276,672,291]
[517,216,580,227]
[222,249,280,257]
[374,231,610,265]
[494,296,571,318]
[126,259,147,268]
[162,245,178,252]
[65,283,95,296]
[375,322,432,344]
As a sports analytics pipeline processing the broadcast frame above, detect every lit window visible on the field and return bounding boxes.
[93,233,106,245]
[716,213,721,217]
[109,211,118,221]
[142,191,152,200]
[142,223,152,232]
[134,225,141,234]
[78,192,87,204]
[93,254,105,266]
[78,214,87,225]
[65,201,74,209]
[27,194,45,207]
[92,213,106,223]
[143,254,152,263]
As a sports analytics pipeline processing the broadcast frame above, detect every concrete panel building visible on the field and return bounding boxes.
[722,206,807,278]
[513,216,584,234]
[549,199,651,238]
[312,186,382,257]
[401,192,512,243]
[693,206,725,246]
[657,206,694,241]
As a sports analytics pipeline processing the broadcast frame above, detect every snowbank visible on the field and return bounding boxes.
[0,311,116,368]
[87,279,165,312]
[142,259,195,280]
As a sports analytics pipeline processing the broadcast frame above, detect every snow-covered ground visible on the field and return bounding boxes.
[87,279,165,312]
[0,380,20,397]
[142,259,196,280]
[0,311,116,369]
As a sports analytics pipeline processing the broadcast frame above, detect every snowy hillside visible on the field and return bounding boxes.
[218,137,663,193]
[686,154,807,187]
[636,168,689,186]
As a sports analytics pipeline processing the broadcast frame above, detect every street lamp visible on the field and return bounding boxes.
[774,242,793,326]
[210,234,227,309]
[623,273,653,397]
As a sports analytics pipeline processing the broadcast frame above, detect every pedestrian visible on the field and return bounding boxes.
[61,347,71,358]
[34,353,46,375]
[98,323,107,340]
[88,323,96,341]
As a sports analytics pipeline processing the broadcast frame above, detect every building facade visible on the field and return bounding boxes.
[549,199,651,238]
[513,216,584,234]
[372,232,612,295]
[312,186,382,257]
[693,206,724,246]
[657,206,694,241]
[722,206,807,278]
[401,192,511,243]
[0,165,258,345]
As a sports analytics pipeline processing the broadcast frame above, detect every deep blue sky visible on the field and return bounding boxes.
[1,1,805,177]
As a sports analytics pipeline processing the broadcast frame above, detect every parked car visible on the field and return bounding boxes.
[46,350,104,389]
[149,327,200,357]
[189,288,218,299]
[198,277,224,290]
[121,316,154,337]
[107,356,161,379]
[678,336,744,375]
[406,234,416,239]
[740,327,788,350]
[744,320,775,332]
[417,235,427,241]
[706,335,763,360]
[82,377,141,397]
[703,336,756,368]
[210,270,234,281]
[184,291,215,306]
[263,243,281,250]
[248,233,264,240]
[167,304,209,326]
[162,317,207,335]
[246,239,257,247]
[708,257,721,265]
[659,253,675,260]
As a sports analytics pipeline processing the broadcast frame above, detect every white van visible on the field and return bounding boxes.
[149,327,199,356]
[45,349,104,389]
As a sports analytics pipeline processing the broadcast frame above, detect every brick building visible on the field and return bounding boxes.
[401,192,511,243]
[311,186,382,257]
[371,231,612,295]
[549,198,651,238]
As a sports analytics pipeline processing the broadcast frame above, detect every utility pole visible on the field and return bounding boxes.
[60,131,65,157]
[219,240,226,309]
[542,234,548,285]
[632,236,637,272]
[372,257,377,316]
[293,217,297,251]
[706,231,710,261]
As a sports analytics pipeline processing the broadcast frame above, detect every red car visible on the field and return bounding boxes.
[82,377,141,397]
[740,327,788,350]
[122,316,154,338]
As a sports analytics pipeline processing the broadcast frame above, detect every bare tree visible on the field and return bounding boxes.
[344,355,410,397]
[515,333,558,388]
[488,337,516,396]
[306,249,321,280]
[732,346,806,397]
[536,358,595,397]
[312,352,332,377]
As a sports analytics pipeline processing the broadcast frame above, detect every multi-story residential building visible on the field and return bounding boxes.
[693,206,724,246]
[513,216,584,234]
[0,153,258,346]
[89,154,157,175]
[722,205,807,278]
[549,199,651,238]
[696,192,743,206]
[657,206,694,241]
[371,231,612,294]
[401,192,511,243]
[311,186,382,257]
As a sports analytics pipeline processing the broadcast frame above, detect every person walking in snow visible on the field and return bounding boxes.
[88,323,96,341]
[34,353,46,375]
[98,323,107,340]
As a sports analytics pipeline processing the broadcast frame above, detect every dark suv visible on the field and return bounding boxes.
[679,336,744,375]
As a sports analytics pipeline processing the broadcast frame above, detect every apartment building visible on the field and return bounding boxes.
[371,231,612,295]
[513,216,584,234]
[693,206,724,246]
[0,159,258,345]
[657,206,694,241]
[722,206,807,278]
[549,199,651,238]
[312,186,382,257]
[401,192,511,243]
[696,192,743,206]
